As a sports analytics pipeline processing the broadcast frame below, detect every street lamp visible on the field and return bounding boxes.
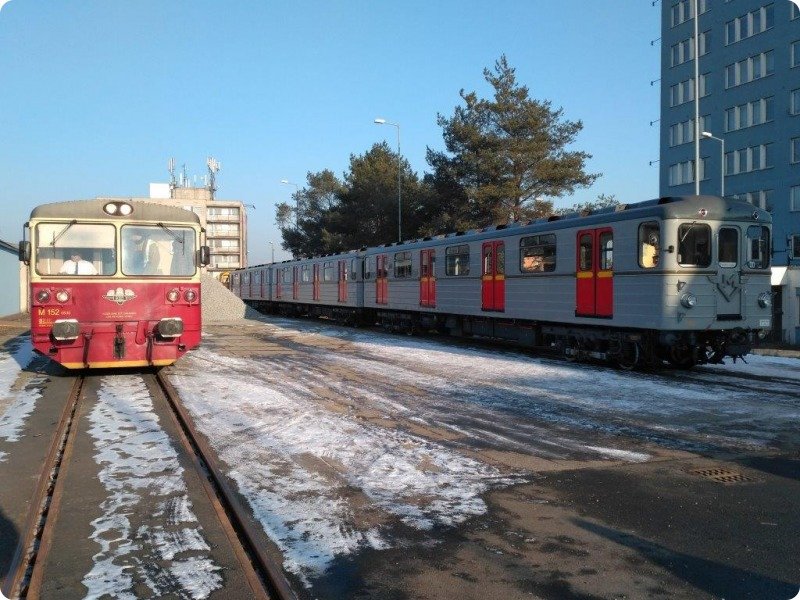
[701,131,725,198]
[269,241,275,264]
[374,117,402,243]
[280,179,300,226]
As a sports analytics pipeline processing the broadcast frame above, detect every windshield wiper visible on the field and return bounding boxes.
[157,222,184,244]
[679,221,698,243]
[50,219,77,246]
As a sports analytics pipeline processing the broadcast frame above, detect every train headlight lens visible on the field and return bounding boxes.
[166,289,180,303]
[758,292,771,308]
[680,293,697,308]
[55,290,70,304]
[103,202,119,215]
[183,289,197,303]
[118,203,133,216]
[35,289,51,304]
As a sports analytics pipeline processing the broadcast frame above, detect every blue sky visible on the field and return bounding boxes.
[0,1,661,265]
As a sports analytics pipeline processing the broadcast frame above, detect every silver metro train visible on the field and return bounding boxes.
[232,195,772,368]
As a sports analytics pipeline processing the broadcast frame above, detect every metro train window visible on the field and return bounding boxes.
[122,225,197,276]
[677,223,712,267]
[638,222,660,268]
[520,234,556,273]
[578,234,593,271]
[301,265,310,282]
[446,245,470,276]
[394,251,412,278]
[718,228,738,267]
[350,259,358,280]
[746,225,770,269]
[323,262,334,281]
[599,232,613,270]
[363,257,373,280]
[35,223,116,277]
[282,268,291,283]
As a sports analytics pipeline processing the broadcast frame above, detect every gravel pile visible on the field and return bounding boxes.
[201,273,262,323]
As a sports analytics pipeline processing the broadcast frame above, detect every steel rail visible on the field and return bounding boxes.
[2,375,84,600]
[154,370,297,600]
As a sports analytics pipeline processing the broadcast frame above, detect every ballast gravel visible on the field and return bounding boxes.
[201,274,261,323]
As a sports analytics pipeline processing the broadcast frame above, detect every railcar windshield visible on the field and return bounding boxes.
[35,222,116,276]
[121,225,197,276]
[677,223,711,267]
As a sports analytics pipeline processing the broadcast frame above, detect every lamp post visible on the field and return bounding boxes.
[701,131,725,198]
[280,179,300,226]
[374,118,402,243]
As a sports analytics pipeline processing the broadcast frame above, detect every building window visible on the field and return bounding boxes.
[724,97,774,132]
[724,144,773,175]
[393,251,412,278]
[445,244,470,276]
[669,116,708,146]
[670,74,709,107]
[793,3,800,19]
[671,0,708,27]
[669,158,707,186]
[520,234,556,273]
[792,236,800,259]
[725,51,775,88]
[725,4,775,45]
[792,138,800,164]
[671,31,710,66]
[793,41,800,68]
[792,186,800,212]
[792,89,800,116]
[730,189,773,210]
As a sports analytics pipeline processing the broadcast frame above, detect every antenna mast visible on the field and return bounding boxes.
[167,158,177,197]
[206,156,221,200]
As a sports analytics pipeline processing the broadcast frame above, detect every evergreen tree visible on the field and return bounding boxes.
[428,55,599,226]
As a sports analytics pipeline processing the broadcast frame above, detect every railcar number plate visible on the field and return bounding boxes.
[759,319,771,327]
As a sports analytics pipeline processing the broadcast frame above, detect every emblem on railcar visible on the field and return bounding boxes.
[103,288,137,305]
[716,274,738,302]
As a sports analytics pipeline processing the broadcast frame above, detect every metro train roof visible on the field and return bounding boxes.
[240,195,771,270]
[28,199,201,224]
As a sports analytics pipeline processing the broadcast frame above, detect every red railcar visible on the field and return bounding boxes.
[19,199,210,369]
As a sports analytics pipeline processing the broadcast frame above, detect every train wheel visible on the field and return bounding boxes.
[617,341,641,370]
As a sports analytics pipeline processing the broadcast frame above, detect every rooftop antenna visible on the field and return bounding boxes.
[207,156,221,200]
[167,158,177,196]
[181,164,188,188]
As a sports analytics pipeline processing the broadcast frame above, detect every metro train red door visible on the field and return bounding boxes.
[481,241,505,311]
[575,228,613,318]
[337,260,347,302]
[419,249,436,307]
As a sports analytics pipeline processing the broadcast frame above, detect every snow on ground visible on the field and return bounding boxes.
[82,375,222,600]
[169,349,521,584]
[0,337,43,462]
[699,354,800,382]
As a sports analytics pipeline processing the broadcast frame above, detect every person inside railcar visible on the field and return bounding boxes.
[58,251,98,275]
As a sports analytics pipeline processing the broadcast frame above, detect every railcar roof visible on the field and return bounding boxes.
[29,199,201,224]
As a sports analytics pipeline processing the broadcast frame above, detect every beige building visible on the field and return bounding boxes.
[100,183,249,279]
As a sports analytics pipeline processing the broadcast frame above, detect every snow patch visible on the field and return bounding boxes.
[0,338,43,461]
[82,375,222,599]
[584,445,650,463]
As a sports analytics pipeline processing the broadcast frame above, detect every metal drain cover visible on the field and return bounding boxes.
[687,467,757,484]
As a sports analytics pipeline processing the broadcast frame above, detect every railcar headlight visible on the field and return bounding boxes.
[166,289,180,303]
[118,203,133,215]
[103,202,119,215]
[183,289,197,303]
[55,289,70,304]
[758,292,771,308]
[680,293,697,308]
[35,289,51,304]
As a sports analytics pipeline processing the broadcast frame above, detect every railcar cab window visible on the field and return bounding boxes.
[394,251,412,278]
[520,234,556,273]
[122,225,197,276]
[36,223,115,276]
[639,222,660,268]
[718,228,739,267]
[677,223,712,267]
[746,225,770,268]
[445,245,470,276]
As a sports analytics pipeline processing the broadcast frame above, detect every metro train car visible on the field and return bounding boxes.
[233,195,773,368]
[19,199,210,369]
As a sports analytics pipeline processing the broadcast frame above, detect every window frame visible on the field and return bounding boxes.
[519,234,557,274]
[677,223,712,268]
[638,222,661,269]
[393,251,413,278]
[445,244,470,276]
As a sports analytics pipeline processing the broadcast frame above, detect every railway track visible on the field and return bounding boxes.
[4,370,297,600]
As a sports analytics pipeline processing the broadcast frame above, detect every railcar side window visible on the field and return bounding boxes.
[746,226,770,269]
[520,234,556,273]
[446,244,470,276]
[363,257,373,280]
[36,223,116,276]
[578,234,593,271]
[718,228,738,267]
[638,222,660,268]
[350,258,358,280]
[282,268,291,283]
[322,262,334,282]
[394,251,412,278]
[677,223,712,267]
[599,232,613,270]
[301,265,310,282]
